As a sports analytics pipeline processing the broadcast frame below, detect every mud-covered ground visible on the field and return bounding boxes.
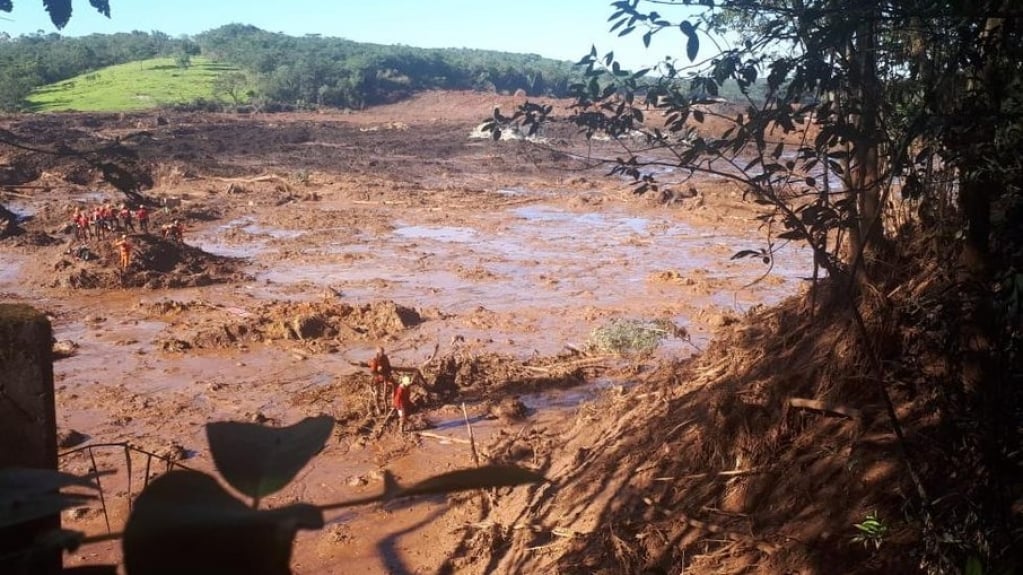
[0,91,811,573]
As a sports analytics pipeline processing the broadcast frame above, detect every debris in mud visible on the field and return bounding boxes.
[154,299,424,351]
[50,233,246,289]
[52,339,79,359]
[0,203,24,238]
[325,523,355,544]
[132,440,190,462]
[9,230,63,246]
[487,396,529,422]
[586,317,686,357]
[56,428,88,449]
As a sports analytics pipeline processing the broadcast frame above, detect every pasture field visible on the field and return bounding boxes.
[27,56,240,112]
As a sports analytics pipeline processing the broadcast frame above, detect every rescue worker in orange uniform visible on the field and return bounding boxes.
[369,346,394,412]
[119,204,135,232]
[114,234,133,271]
[136,206,150,234]
[162,219,184,242]
[393,374,413,433]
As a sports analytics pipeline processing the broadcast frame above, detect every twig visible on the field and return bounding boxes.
[88,447,111,534]
[654,468,765,481]
[124,445,133,513]
[462,402,481,467]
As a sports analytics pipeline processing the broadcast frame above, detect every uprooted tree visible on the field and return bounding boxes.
[491,0,1021,571]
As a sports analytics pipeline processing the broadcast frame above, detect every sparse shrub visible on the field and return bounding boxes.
[852,511,888,550]
[586,317,683,357]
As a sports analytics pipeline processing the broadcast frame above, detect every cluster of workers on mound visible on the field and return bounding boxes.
[66,202,185,270]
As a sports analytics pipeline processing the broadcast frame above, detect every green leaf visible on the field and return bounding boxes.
[124,470,323,575]
[964,556,983,575]
[680,21,700,62]
[88,0,111,17]
[398,465,544,499]
[0,468,97,528]
[731,249,763,260]
[206,416,334,503]
[43,0,72,29]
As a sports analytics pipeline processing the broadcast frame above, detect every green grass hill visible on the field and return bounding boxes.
[27,57,241,112]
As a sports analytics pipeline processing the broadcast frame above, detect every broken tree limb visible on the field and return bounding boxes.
[520,356,611,375]
[416,431,471,445]
[786,397,863,420]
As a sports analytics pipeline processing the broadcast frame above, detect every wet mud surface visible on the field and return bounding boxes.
[0,91,810,573]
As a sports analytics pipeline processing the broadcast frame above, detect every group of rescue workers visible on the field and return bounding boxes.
[68,202,186,272]
[368,346,415,433]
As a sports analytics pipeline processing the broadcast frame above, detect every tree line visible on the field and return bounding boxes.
[0,24,587,112]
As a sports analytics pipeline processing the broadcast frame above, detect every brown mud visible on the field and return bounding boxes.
[0,91,823,573]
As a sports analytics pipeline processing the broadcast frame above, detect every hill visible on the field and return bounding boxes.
[26,57,241,112]
[0,27,581,113]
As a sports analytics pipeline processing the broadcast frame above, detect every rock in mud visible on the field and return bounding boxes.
[57,428,88,448]
[52,339,79,358]
[489,397,529,422]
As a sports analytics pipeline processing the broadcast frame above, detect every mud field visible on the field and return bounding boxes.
[1,91,811,573]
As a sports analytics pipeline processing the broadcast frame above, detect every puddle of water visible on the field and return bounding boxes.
[0,255,27,287]
[191,217,306,258]
[248,202,812,329]
[393,225,477,243]
[69,191,110,205]
[512,205,649,235]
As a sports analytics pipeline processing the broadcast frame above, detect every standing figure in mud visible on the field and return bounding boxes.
[393,374,413,433]
[102,203,117,233]
[369,346,394,412]
[162,219,184,243]
[119,204,136,233]
[91,206,106,240]
[114,234,133,271]
[72,207,89,241]
[136,205,150,234]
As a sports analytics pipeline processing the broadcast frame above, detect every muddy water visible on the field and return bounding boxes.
[19,185,812,572]
[192,195,810,355]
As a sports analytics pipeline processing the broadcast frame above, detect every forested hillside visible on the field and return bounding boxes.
[0,24,581,112]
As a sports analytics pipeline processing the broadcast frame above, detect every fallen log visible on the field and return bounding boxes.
[786,397,863,420]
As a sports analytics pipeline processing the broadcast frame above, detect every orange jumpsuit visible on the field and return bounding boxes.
[115,238,132,270]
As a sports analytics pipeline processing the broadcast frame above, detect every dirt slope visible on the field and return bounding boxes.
[439,251,1022,574]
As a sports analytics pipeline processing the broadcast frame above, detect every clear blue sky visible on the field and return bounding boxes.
[0,0,698,68]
